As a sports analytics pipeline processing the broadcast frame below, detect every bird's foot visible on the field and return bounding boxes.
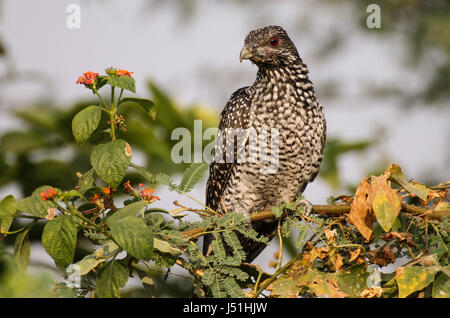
[297,199,313,217]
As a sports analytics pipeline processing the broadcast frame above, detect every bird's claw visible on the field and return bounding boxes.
[297,199,313,217]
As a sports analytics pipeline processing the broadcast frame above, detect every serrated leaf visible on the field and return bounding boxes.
[16,186,58,218]
[177,163,208,193]
[77,169,95,194]
[395,265,440,298]
[120,97,156,120]
[14,228,30,271]
[42,215,79,267]
[0,195,16,234]
[91,139,132,188]
[107,76,136,93]
[108,216,153,261]
[71,105,101,144]
[109,201,146,220]
[95,260,129,298]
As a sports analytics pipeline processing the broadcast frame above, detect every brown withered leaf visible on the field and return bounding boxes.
[381,232,417,247]
[324,227,337,244]
[349,248,361,263]
[347,177,376,241]
[360,286,382,298]
[367,245,396,266]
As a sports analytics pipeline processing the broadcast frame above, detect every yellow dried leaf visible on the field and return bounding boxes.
[348,177,376,241]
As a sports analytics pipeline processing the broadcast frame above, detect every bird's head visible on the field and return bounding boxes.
[240,25,300,67]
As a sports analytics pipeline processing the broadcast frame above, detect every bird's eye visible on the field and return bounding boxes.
[269,36,279,47]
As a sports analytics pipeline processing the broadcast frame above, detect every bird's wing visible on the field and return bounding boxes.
[205,86,252,212]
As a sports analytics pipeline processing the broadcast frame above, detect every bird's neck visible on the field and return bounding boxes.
[254,61,315,98]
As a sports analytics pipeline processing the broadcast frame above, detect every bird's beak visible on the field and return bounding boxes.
[240,44,254,63]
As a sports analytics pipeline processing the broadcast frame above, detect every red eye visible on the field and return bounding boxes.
[269,36,279,47]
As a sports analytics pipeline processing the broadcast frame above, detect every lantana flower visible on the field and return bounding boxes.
[76,71,99,87]
[139,186,160,203]
[40,187,58,201]
[116,69,134,77]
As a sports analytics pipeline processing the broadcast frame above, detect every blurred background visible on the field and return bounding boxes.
[0,0,448,297]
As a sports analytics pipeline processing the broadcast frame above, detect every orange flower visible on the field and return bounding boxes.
[40,188,58,201]
[103,187,111,196]
[116,69,134,77]
[89,193,101,203]
[76,71,99,86]
[140,187,160,203]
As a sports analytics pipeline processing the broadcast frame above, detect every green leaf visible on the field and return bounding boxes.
[14,228,31,271]
[295,223,309,251]
[107,76,136,93]
[0,195,16,234]
[153,238,182,257]
[108,216,153,261]
[91,139,132,188]
[222,230,245,261]
[95,260,129,298]
[77,169,95,194]
[223,277,246,298]
[17,186,58,218]
[71,105,102,144]
[432,272,450,298]
[42,215,79,267]
[202,269,215,286]
[109,201,146,220]
[120,97,156,120]
[178,163,208,193]
[212,233,226,261]
[370,176,401,232]
[75,240,121,275]
[395,265,440,298]
[135,268,155,297]
[335,264,370,296]
[0,195,16,217]
[386,164,429,201]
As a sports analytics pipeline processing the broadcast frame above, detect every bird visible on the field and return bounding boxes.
[204,25,326,263]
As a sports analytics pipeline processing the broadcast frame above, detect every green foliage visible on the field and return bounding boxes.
[90,139,132,188]
[42,214,79,267]
[108,216,154,261]
[72,105,102,144]
[0,68,447,300]
[177,163,209,193]
[95,260,130,298]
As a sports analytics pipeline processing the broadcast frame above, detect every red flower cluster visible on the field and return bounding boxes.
[116,69,134,77]
[76,71,99,86]
[139,186,160,203]
[40,187,58,201]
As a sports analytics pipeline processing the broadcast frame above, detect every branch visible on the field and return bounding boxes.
[180,203,449,240]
